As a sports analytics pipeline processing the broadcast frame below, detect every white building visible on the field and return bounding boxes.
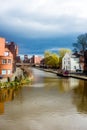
[62,53,81,72]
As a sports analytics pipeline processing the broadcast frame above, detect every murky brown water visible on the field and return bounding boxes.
[0,68,87,130]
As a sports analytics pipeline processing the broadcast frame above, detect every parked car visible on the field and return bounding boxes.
[63,70,69,77]
[76,69,83,73]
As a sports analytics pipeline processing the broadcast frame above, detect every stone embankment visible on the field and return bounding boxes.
[0,67,33,89]
[70,74,87,80]
[0,67,33,82]
[0,67,24,83]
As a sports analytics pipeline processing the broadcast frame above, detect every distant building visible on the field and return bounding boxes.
[23,55,29,63]
[30,55,42,65]
[6,41,18,72]
[40,58,45,67]
[73,51,87,73]
[62,53,81,72]
[83,50,87,73]
[16,56,21,63]
[0,37,18,78]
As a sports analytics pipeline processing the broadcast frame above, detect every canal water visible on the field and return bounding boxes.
[0,68,87,130]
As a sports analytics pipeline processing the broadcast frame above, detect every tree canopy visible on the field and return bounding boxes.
[73,33,87,53]
[58,48,71,66]
[44,49,71,68]
[58,48,71,58]
[44,51,59,68]
[73,33,87,73]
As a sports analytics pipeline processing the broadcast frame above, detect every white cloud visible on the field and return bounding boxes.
[47,48,60,51]
[47,47,71,52]
[0,0,87,38]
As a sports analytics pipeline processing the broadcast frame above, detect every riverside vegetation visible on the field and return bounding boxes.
[0,66,33,90]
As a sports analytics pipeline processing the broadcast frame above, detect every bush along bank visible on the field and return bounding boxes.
[0,67,33,89]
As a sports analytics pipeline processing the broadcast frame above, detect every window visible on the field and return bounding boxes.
[4,52,9,56]
[66,66,67,70]
[2,70,6,75]
[68,61,70,64]
[8,59,11,64]
[2,59,7,64]
[74,66,76,69]
[8,70,11,74]
[68,66,70,69]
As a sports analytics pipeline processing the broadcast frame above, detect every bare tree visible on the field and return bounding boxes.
[73,33,87,53]
[73,33,87,73]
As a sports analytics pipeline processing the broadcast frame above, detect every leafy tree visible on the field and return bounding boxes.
[47,53,59,68]
[58,48,71,67]
[44,51,59,68]
[44,51,51,58]
[59,48,71,58]
[44,51,52,67]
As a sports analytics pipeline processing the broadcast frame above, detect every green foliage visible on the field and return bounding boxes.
[0,67,33,90]
[44,49,71,68]
[44,51,59,68]
[58,48,71,58]
[44,51,51,58]
[0,77,31,89]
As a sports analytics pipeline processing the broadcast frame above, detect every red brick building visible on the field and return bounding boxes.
[0,37,18,78]
[73,51,87,73]
[6,41,18,72]
[30,55,42,65]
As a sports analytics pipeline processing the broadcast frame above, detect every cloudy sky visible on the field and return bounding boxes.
[0,0,87,55]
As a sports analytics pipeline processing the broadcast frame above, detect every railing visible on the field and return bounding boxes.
[16,63,31,66]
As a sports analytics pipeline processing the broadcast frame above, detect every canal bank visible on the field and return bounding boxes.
[0,67,24,83]
[35,67,87,80]
[0,67,33,89]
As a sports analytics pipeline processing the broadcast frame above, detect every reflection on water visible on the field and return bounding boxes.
[0,68,87,130]
[43,77,79,92]
[73,80,87,114]
[0,87,21,114]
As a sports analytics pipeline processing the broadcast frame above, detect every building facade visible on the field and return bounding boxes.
[0,37,18,78]
[6,41,18,72]
[23,55,29,63]
[62,53,81,72]
[30,55,42,65]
